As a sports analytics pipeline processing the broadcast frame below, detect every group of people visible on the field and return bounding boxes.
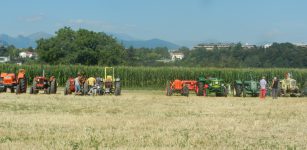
[259,76,279,100]
[74,74,103,95]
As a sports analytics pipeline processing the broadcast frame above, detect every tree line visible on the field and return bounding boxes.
[1,27,307,68]
[175,43,307,68]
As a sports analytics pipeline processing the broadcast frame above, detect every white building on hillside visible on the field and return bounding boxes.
[0,56,10,63]
[19,51,37,58]
[170,52,184,61]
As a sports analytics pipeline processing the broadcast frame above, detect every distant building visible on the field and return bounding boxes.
[264,43,272,49]
[170,52,184,61]
[19,51,37,58]
[193,43,236,50]
[0,56,10,63]
[242,43,256,49]
[293,43,307,48]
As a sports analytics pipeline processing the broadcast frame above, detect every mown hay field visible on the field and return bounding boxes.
[0,90,306,149]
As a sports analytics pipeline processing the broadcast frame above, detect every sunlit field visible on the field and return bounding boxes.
[0,90,306,149]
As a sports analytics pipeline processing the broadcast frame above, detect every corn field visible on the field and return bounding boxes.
[1,64,307,89]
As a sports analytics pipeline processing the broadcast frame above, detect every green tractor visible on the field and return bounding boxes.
[233,80,260,97]
[206,77,228,97]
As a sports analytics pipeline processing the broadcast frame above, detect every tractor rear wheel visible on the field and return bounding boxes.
[50,79,57,94]
[197,82,204,96]
[115,81,121,96]
[182,85,189,97]
[20,78,27,93]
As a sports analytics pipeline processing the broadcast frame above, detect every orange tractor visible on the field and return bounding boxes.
[30,70,57,94]
[0,69,27,94]
[166,80,197,96]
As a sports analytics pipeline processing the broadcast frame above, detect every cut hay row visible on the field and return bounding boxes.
[0,64,307,89]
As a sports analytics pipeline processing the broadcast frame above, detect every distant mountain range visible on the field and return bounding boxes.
[0,32,181,49]
[0,32,52,48]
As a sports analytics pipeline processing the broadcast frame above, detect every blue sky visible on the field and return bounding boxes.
[1,0,307,45]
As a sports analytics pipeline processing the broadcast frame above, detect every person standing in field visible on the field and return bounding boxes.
[86,77,96,89]
[271,77,279,99]
[260,76,267,99]
[75,74,81,94]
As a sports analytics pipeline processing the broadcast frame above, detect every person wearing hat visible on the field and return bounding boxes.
[259,76,267,99]
[271,77,279,99]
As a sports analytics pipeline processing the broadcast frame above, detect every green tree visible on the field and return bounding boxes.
[36,27,126,65]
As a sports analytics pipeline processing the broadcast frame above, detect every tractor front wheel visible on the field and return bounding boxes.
[223,86,228,97]
[243,88,246,97]
[50,79,57,94]
[166,85,173,96]
[182,85,189,97]
[30,87,34,94]
[64,87,67,95]
[197,82,204,96]
[15,85,20,94]
[10,87,15,93]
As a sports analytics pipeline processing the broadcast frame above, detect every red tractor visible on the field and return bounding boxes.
[29,72,57,94]
[64,76,88,95]
[64,77,76,95]
[0,69,27,94]
[166,80,197,96]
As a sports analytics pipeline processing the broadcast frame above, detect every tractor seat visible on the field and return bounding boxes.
[106,75,113,82]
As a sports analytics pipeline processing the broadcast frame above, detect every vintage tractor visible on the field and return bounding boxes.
[64,76,88,95]
[103,67,121,96]
[0,69,27,94]
[166,79,191,96]
[206,78,228,97]
[279,73,302,97]
[64,77,76,95]
[29,71,57,94]
[232,80,260,97]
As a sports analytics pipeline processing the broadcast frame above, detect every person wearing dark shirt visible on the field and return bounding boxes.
[271,77,279,99]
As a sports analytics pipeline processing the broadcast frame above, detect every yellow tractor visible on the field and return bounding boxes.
[103,67,121,95]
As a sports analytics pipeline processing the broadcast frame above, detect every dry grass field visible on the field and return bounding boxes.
[0,90,307,149]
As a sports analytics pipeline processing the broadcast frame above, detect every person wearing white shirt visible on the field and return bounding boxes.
[259,76,267,99]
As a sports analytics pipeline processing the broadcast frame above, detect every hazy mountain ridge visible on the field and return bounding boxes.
[0,32,180,49]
